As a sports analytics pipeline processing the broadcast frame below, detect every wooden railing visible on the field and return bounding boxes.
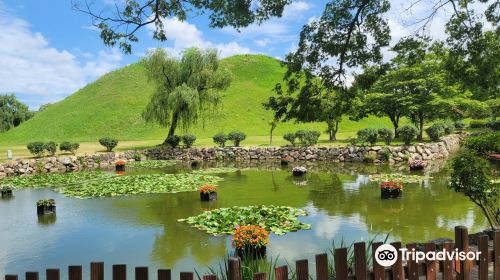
[4,226,500,280]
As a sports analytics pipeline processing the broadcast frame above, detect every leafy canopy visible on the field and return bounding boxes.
[0,94,34,133]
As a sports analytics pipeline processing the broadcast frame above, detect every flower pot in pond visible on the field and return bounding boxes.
[115,160,126,171]
[380,181,403,199]
[36,199,56,215]
[280,159,289,166]
[292,166,307,176]
[1,189,13,198]
[200,191,217,201]
[236,246,267,260]
[232,225,269,260]
[409,159,425,171]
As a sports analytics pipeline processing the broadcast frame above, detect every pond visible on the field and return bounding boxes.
[0,161,488,279]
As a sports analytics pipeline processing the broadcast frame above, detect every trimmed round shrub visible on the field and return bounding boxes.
[181,134,197,148]
[397,125,418,145]
[27,142,45,157]
[464,132,500,155]
[487,120,500,131]
[295,130,307,145]
[303,131,321,146]
[469,119,488,128]
[377,128,394,145]
[357,128,378,146]
[44,141,58,156]
[213,133,228,147]
[60,142,79,154]
[454,120,466,131]
[283,133,296,146]
[443,122,454,134]
[99,137,118,152]
[165,135,181,148]
[228,131,246,147]
[426,124,445,142]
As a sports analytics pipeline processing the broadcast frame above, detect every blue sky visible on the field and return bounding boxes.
[0,0,468,109]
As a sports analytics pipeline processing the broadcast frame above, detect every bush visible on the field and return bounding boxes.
[302,131,321,146]
[60,141,79,154]
[228,131,246,147]
[443,122,454,134]
[27,142,45,157]
[363,151,377,163]
[295,130,307,145]
[357,128,378,146]
[283,133,296,146]
[426,124,445,142]
[213,133,228,147]
[348,137,358,147]
[377,128,394,145]
[464,132,500,155]
[181,134,197,148]
[454,120,466,131]
[397,125,418,145]
[380,148,391,161]
[165,135,181,148]
[487,120,500,131]
[44,141,58,156]
[469,119,488,128]
[99,137,118,152]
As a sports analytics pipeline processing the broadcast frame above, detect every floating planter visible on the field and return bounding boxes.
[292,166,307,176]
[409,159,425,171]
[1,185,13,197]
[232,225,269,259]
[281,155,292,166]
[36,199,56,215]
[380,181,403,199]
[115,160,126,171]
[199,184,217,201]
[191,160,201,168]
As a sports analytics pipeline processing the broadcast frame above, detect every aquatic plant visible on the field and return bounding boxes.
[128,160,178,168]
[1,171,115,188]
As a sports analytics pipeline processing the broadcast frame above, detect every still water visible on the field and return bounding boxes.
[0,161,487,278]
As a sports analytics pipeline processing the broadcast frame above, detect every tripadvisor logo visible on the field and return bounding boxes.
[375,244,481,267]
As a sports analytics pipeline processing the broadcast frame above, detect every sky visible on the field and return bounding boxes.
[0,0,474,109]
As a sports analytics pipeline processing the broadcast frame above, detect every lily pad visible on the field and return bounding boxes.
[128,160,179,169]
[369,174,429,184]
[0,171,115,189]
[178,205,311,235]
[192,167,240,174]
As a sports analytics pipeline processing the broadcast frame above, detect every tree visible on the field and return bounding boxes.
[73,0,292,54]
[0,94,34,133]
[142,48,231,143]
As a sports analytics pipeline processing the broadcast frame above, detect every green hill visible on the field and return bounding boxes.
[0,55,396,145]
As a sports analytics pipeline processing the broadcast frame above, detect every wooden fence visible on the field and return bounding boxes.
[4,226,500,280]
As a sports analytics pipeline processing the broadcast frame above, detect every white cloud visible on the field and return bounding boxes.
[0,8,122,108]
[255,39,271,47]
[283,1,314,19]
[149,17,252,58]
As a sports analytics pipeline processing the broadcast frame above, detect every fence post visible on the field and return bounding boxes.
[296,259,309,280]
[442,242,454,280]
[69,266,82,280]
[315,253,328,280]
[390,242,403,280]
[113,265,126,280]
[46,269,60,280]
[275,265,288,280]
[424,243,437,279]
[91,262,104,280]
[203,275,217,280]
[228,258,242,280]
[455,226,470,280]
[372,242,384,280]
[26,272,39,280]
[334,248,348,280]
[354,242,367,280]
[180,272,193,280]
[5,276,17,280]
[253,272,267,280]
[495,230,500,280]
[136,267,149,280]
[406,243,419,280]
[477,234,489,280]
[158,269,171,280]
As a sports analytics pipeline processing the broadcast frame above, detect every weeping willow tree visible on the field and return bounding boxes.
[142,48,232,143]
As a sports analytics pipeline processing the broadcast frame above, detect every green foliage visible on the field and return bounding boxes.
[357,128,378,146]
[181,134,197,148]
[348,137,358,147]
[397,125,418,145]
[454,120,466,131]
[487,120,500,131]
[228,131,246,147]
[0,94,33,132]
[2,171,114,188]
[99,137,118,152]
[132,152,142,161]
[142,48,232,142]
[363,151,377,163]
[59,141,79,154]
[129,160,179,169]
[380,148,391,161]
[377,128,394,145]
[36,199,55,207]
[27,142,46,157]
[192,167,239,174]
[283,132,296,146]
[297,130,321,146]
[464,132,500,155]
[165,135,181,148]
[425,124,445,142]
[213,133,228,147]
[44,141,58,156]
[450,151,499,228]
[369,174,428,184]
[469,119,489,128]
[178,205,311,235]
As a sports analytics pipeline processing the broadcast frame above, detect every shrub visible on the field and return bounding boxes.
[464,132,500,155]
[283,133,296,146]
[348,137,357,147]
[363,151,377,163]
[380,148,391,161]
[426,124,445,142]
[132,152,141,161]
[487,120,500,131]
[469,119,488,128]
[44,141,58,156]
[397,125,418,145]
[213,133,228,147]
[181,134,197,148]
[295,130,307,145]
[357,128,378,146]
[165,135,181,148]
[99,137,118,152]
[302,131,321,146]
[228,131,246,147]
[59,142,79,154]
[377,128,394,145]
[454,120,466,131]
[27,142,46,157]
[443,122,454,134]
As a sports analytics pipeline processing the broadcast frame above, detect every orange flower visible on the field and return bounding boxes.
[380,181,403,190]
[115,160,127,166]
[200,184,217,194]
[232,225,269,249]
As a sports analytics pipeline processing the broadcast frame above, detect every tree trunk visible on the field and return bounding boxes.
[390,115,399,138]
[327,120,339,141]
[269,123,277,145]
[164,110,179,144]
[417,114,424,141]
